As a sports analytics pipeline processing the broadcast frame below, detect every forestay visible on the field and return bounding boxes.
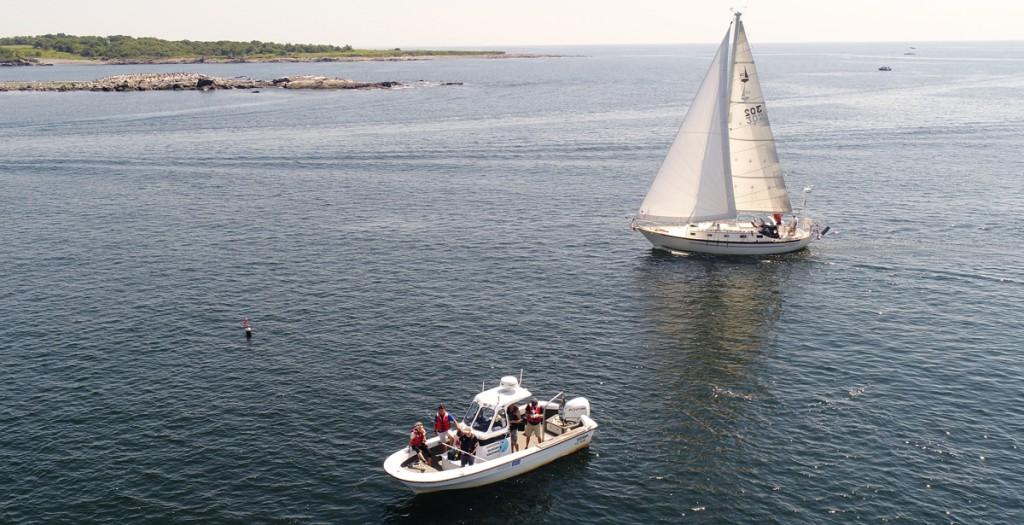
[727,19,792,213]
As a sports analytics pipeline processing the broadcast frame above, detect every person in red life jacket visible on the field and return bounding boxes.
[457,424,479,467]
[524,399,545,448]
[409,421,430,464]
[434,405,457,450]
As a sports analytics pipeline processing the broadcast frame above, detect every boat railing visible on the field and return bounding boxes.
[545,391,565,410]
[438,441,489,464]
[541,392,566,426]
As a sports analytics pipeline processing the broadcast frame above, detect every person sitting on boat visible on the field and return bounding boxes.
[758,221,779,239]
[409,422,430,465]
[524,399,545,448]
[434,405,457,447]
[457,425,479,467]
[507,404,524,452]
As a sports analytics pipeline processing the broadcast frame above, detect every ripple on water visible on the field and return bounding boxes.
[2,43,1024,524]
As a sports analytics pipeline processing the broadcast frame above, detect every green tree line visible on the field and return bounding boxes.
[0,34,354,59]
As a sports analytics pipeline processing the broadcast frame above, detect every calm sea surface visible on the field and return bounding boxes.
[2,42,1023,524]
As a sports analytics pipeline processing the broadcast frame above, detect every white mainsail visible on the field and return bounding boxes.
[637,30,735,223]
[727,18,792,213]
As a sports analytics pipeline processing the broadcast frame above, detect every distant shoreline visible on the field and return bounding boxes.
[1,53,559,67]
[2,35,567,65]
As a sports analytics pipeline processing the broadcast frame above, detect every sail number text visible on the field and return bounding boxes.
[743,105,763,124]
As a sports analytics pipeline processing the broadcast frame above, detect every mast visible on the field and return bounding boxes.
[728,11,741,112]
[723,10,740,213]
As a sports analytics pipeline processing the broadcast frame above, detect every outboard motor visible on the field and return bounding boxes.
[563,397,591,425]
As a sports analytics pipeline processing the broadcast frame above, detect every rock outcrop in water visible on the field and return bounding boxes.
[0,73,403,92]
[0,57,47,67]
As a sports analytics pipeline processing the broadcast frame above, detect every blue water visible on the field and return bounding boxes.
[2,42,1023,523]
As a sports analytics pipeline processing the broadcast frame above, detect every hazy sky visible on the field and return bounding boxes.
[4,0,1022,47]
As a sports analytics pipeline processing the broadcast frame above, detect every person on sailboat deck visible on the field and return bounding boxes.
[752,218,780,239]
[457,424,479,467]
[409,422,430,464]
[435,405,457,447]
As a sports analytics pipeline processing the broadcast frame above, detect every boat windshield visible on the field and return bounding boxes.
[490,408,507,432]
[462,402,509,433]
[472,407,497,432]
[462,402,481,426]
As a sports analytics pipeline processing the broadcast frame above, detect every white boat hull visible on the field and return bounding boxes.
[636,221,815,255]
[383,416,598,494]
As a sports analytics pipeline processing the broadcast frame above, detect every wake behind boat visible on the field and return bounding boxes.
[383,375,597,494]
[632,12,827,256]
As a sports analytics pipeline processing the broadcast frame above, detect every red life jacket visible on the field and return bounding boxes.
[527,404,544,424]
[435,412,454,432]
[410,427,426,446]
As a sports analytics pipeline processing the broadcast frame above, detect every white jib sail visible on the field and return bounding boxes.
[638,30,735,223]
[728,18,792,214]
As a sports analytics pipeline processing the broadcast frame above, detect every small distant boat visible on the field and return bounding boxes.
[631,11,826,256]
[383,375,598,494]
[878,66,892,71]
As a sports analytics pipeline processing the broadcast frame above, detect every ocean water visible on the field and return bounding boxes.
[2,41,1023,523]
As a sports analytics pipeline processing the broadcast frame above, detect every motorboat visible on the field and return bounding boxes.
[383,375,598,494]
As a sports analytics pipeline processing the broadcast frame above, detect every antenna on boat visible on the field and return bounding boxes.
[519,369,524,386]
[800,186,814,215]
[482,380,486,393]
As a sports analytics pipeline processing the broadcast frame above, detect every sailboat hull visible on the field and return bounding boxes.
[637,223,814,255]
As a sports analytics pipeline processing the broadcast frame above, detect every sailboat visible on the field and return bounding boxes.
[632,12,825,256]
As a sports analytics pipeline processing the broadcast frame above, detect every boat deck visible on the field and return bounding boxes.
[639,218,813,245]
[403,425,568,473]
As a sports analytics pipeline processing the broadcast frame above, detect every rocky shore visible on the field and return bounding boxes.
[0,73,416,92]
[0,57,51,67]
